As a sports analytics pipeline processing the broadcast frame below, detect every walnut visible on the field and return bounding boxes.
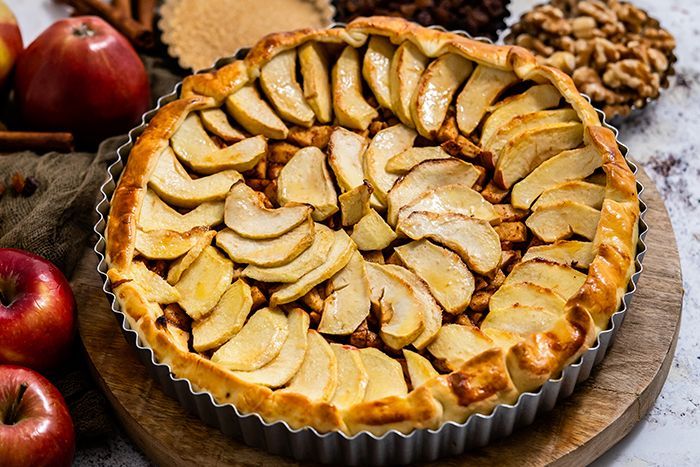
[349,320,383,350]
[529,5,572,36]
[571,16,597,39]
[603,59,658,98]
[578,1,618,25]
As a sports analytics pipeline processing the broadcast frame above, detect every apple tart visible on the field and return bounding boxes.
[105,17,639,436]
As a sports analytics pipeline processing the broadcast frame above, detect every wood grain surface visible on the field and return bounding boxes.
[71,167,682,466]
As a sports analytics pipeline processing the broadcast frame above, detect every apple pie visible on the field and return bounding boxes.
[105,17,639,436]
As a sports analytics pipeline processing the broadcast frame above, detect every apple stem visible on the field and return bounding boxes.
[73,23,96,38]
[3,383,27,425]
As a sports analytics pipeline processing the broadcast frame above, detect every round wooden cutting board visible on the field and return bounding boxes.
[71,167,683,466]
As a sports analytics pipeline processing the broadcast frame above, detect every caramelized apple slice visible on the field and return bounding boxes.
[166,231,216,285]
[199,108,246,143]
[511,145,601,209]
[358,347,408,402]
[225,83,288,139]
[330,344,369,409]
[489,282,566,314]
[130,261,180,304]
[427,324,493,371]
[526,201,601,242]
[339,181,372,226]
[332,46,378,130]
[149,147,241,208]
[277,146,338,221]
[363,124,417,204]
[481,305,562,337]
[397,183,499,227]
[350,209,397,251]
[532,181,605,211]
[412,53,473,138]
[211,307,289,371]
[328,127,367,188]
[403,349,438,389]
[282,330,338,402]
[134,226,209,260]
[389,41,428,127]
[318,251,371,335]
[260,49,315,127]
[174,246,234,319]
[456,65,517,135]
[385,146,452,174]
[395,240,474,314]
[363,36,395,110]
[399,211,501,276]
[192,279,253,352]
[181,136,267,175]
[504,258,587,300]
[299,41,332,123]
[139,190,224,233]
[232,307,309,387]
[522,240,595,269]
[170,113,219,162]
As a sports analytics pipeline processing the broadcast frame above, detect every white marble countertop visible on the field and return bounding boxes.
[9,1,699,465]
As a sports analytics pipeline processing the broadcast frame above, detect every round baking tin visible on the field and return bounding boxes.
[93,27,649,465]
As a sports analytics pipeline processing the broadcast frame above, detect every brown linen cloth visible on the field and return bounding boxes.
[0,54,184,442]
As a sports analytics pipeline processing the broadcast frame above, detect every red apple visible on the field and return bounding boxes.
[0,1,22,89]
[0,365,75,467]
[0,249,75,371]
[14,16,150,142]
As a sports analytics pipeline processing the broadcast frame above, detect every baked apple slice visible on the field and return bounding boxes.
[412,53,473,138]
[504,258,587,300]
[481,305,562,337]
[199,108,246,143]
[386,158,482,226]
[318,251,371,335]
[260,49,315,127]
[269,229,355,305]
[389,41,428,127]
[363,124,417,204]
[174,246,234,319]
[456,65,517,135]
[232,307,309,387]
[522,240,595,269]
[363,35,395,110]
[398,211,501,276]
[225,83,289,139]
[211,307,289,371]
[282,330,338,402]
[526,201,601,242]
[385,146,452,174]
[166,231,216,285]
[358,347,408,402]
[350,209,397,250]
[192,279,253,352]
[332,46,378,130]
[427,323,494,371]
[216,217,315,267]
[394,239,474,314]
[243,224,334,283]
[402,349,438,389]
[329,344,369,409]
[489,282,566,314]
[338,181,372,226]
[170,113,219,161]
[134,226,209,260]
[298,41,332,123]
[225,181,312,239]
[130,261,180,304]
[277,146,338,221]
[532,180,605,211]
[182,135,267,175]
[138,190,224,233]
[510,145,601,209]
[149,147,241,208]
[327,127,368,188]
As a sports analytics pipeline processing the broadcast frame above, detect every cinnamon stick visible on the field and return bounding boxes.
[113,0,132,20]
[0,131,75,153]
[136,0,156,31]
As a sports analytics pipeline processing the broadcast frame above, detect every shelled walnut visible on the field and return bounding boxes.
[506,0,675,119]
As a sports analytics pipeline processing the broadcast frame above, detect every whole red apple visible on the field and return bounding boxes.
[0,1,22,89]
[0,249,75,371]
[14,16,150,142]
[0,365,75,467]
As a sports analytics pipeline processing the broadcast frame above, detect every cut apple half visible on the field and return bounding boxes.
[398,211,501,276]
[363,124,417,204]
[243,224,334,283]
[174,246,234,319]
[318,251,371,335]
[330,344,369,409]
[138,190,224,233]
[397,183,499,227]
[332,46,379,130]
[192,279,253,352]
[481,305,562,337]
[522,240,595,269]
[282,329,338,402]
[277,146,338,221]
[134,226,209,260]
[225,83,289,139]
[494,122,584,189]
[216,217,314,267]
[363,35,395,110]
[395,239,474,314]
[456,65,518,135]
[480,84,562,145]
[403,349,438,389]
[260,48,315,127]
[130,261,180,304]
[412,53,473,138]
[510,145,601,209]
[385,146,452,174]
[299,41,332,123]
[199,108,246,143]
[180,135,267,175]
[365,262,425,350]
[166,230,216,285]
[339,181,372,226]
[386,158,482,226]
[211,307,289,371]
[149,147,241,208]
[489,282,566,314]
[225,181,312,239]
[358,347,408,402]
[232,307,309,387]
[427,323,494,371]
[350,208,397,251]
[532,180,605,211]
[269,229,355,306]
[504,258,587,300]
[389,41,428,128]
[526,201,601,242]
